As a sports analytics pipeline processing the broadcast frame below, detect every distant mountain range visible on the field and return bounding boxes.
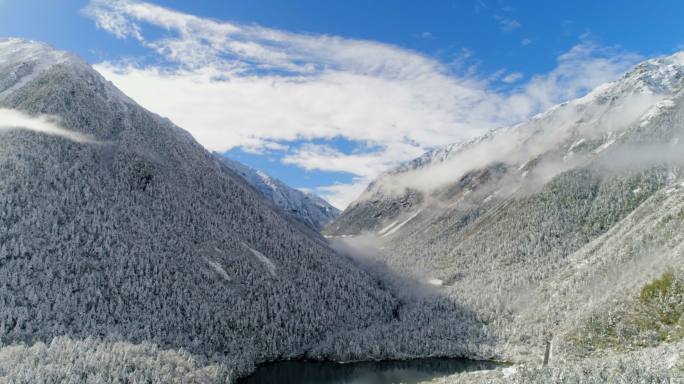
[218,155,339,231]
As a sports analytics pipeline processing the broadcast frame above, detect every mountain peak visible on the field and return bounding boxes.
[0,38,159,141]
[619,50,684,95]
[0,38,77,98]
[0,37,81,72]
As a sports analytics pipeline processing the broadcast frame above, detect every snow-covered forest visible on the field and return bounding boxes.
[0,39,399,382]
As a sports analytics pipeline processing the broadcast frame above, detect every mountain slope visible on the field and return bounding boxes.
[218,155,339,231]
[326,51,684,364]
[0,38,397,379]
[432,180,684,383]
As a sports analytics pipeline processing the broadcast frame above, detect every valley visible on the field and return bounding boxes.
[2,31,684,383]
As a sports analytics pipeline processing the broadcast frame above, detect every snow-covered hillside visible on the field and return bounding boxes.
[218,156,339,231]
[0,38,399,381]
[326,49,684,374]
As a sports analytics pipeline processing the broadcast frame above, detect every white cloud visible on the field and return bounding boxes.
[282,142,423,176]
[314,179,373,210]
[495,16,521,32]
[502,72,523,83]
[413,32,434,39]
[520,43,641,109]
[521,38,532,46]
[83,0,642,208]
[0,108,96,143]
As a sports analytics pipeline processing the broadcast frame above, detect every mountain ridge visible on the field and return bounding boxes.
[217,155,339,231]
[330,49,684,236]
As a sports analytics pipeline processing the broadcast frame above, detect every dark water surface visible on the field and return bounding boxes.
[239,358,498,384]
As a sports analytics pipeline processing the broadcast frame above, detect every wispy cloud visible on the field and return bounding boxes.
[315,180,372,210]
[0,108,96,143]
[502,72,523,83]
[413,32,434,39]
[473,0,488,14]
[83,0,642,208]
[495,15,521,32]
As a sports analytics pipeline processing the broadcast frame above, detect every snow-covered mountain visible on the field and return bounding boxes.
[218,156,339,231]
[326,50,684,370]
[0,38,399,381]
[331,51,684,235]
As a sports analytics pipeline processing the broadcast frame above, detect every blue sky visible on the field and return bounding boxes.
[1,0,683,207]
